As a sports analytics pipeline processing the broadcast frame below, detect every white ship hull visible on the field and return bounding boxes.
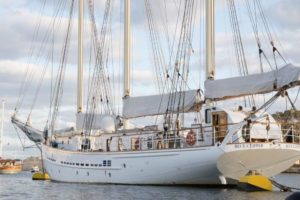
[43,144,226,184]
[42,142,300,185]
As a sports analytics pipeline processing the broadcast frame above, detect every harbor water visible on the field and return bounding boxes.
[0,172,299,200]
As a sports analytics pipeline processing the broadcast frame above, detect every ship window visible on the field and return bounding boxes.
[91,164,94,167]
[85,164,89,166]
[81,163,84,166]
[95,164,98,167]
[99,164,102,167]
[61,161,63,164]
[205,109,212,124]
[103,160,107,167]
[108,160,111,167]
[76,163,79,166]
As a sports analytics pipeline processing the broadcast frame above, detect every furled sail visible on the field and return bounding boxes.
[205,64,300,100]
[11,116,43,143]
[123,89,203,119]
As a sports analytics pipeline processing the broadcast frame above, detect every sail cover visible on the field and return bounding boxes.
[11,116,43,143]
[205,64,300,100]
[123,89,203,119]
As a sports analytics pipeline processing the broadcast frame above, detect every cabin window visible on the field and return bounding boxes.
[147,137,153,149]
[108,160,111,167]
[205,109,212,124]
[106,139,111,152]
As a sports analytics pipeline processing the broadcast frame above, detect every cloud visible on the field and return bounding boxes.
[267,0,300,30]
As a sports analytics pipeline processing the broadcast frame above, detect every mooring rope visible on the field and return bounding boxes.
[270,178,300,192]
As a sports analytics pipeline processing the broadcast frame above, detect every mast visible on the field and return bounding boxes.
[0,100,4,157]
[206,0,215,80]
[123,0,131,129]
[77,0,84,114]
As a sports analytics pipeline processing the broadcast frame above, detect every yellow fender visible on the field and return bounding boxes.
[238,175,272,191]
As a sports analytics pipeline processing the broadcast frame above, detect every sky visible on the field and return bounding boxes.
[1,0,300,159]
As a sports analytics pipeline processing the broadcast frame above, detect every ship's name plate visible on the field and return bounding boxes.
[285,144,299,149]
[234,143,264,149]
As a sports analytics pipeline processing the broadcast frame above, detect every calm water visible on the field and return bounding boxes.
[0,172,299,200]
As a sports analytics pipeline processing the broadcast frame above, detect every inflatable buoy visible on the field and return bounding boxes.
[186,130,196,146]
[32,172,50,180]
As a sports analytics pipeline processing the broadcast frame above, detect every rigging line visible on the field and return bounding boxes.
[285,91,297,111]
[293,87,300,106]
[256,0,287,66]
[144,0,168,94]
[244,0,273,73]
[49,0,75,133]
[228,0,256,107]
[84,0,115,132]
[249,90,283,119]
[18,0,67,113]
[158,0,183,96]
[117,0,122,115]
[163,0,172,53]
[27,55,49,120]
[96,1,114,112]
[15,0,47,112]
[168,0,194,121]
[47,0,68,126]
[12,124,27,150]
[49,0,56,120]
[256,0,273,44]
[108,0,117,115]
[177,0,194,113]
[164,0,183,86]
[165,0,188,121]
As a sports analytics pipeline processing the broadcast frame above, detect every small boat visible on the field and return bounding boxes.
[31,166,40,173]
[0,158,22,174]
[0,100,22,174]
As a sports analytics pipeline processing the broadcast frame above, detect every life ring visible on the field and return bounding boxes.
[186,130,196,146]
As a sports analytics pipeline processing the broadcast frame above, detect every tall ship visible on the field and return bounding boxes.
[12,0,300,184]
[0,100,22,174]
